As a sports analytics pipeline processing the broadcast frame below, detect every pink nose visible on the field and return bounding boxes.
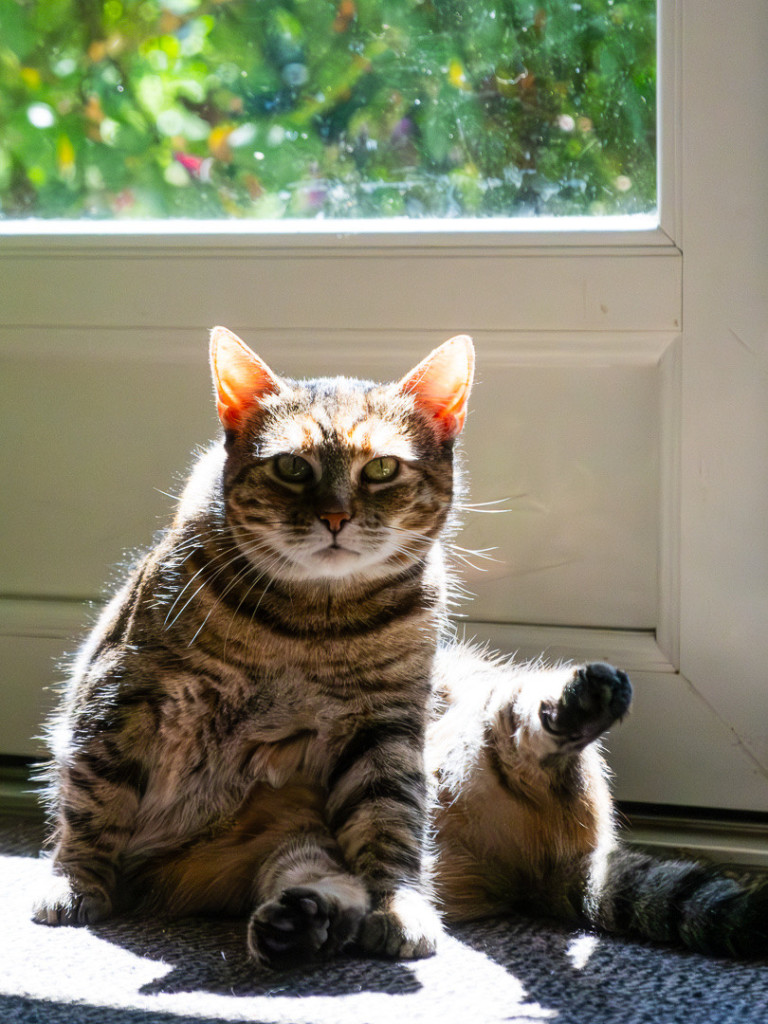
[318,510,352,534]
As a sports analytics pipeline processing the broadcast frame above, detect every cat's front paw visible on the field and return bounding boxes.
[32,875,113,927]
[247,886,364,968]
[358,887,442,960]
[539,661,632,752]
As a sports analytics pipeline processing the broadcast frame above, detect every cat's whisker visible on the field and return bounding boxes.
[385,524,439,557]
[449,544,501,574]
[452,552,491,573]
[188,557,267,649]
[186,533,295,649]
[456,496,517,515]
[460,496,516,506]
[220,549,273,640]
[154,487,182,503]
[163,561,211,628]
[452,544,499,560]
[167,544,255,633]
[161,527,239,622]
[222,545,291,656]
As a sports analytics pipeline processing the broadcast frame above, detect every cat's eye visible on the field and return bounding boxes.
[273,454,314,484]
[362,456,399,483]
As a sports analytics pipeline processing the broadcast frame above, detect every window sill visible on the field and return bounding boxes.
[0,212,674,256]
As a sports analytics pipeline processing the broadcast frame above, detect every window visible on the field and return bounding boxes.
[1,0,655,221]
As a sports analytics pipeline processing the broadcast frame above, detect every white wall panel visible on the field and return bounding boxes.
[1,326,663,631]
[0,248,681,333]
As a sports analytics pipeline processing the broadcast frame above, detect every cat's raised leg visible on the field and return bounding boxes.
[430,658,633,927]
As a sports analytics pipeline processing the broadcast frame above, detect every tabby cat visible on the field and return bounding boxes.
[34,326,473,965]
[35,330,768,965]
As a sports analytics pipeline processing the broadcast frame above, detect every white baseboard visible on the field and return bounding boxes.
[618,808,768,870]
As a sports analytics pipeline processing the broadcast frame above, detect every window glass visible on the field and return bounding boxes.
[0,0,656,220]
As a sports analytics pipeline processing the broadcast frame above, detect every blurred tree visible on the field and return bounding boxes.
[0,0,656,219]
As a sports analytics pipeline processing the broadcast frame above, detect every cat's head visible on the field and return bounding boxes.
[209,326,474,584]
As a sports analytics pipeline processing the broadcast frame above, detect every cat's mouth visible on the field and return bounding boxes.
[317,541,360,558]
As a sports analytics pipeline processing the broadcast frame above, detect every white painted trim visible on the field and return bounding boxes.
[0,215,667,253]
[0,251,682,333]
[656,335,682,669]
[0,598,92,640]
[624,815,768,870]
[657,0,681,245]
[456,621,676,675]
[0,599,673,675]
[0,326,678,365]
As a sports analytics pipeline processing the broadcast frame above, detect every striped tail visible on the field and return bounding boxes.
[592,846,768,958]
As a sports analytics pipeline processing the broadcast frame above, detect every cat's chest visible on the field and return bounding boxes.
[163,659,339,734]
[238,668,349,762]
[135,667,352,838]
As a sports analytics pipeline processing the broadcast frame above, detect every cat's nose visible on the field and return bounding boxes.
[318,510,352,534]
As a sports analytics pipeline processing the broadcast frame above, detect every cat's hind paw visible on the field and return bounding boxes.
[358,887,442,960]
[539,661,632,752]
[32,875,113,927]
[247,885,365,968]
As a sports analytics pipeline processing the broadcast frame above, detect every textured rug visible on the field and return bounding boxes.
[2,816,768,1024]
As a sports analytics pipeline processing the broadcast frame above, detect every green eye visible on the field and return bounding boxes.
[362,456,399,483]
[274,454,313,484]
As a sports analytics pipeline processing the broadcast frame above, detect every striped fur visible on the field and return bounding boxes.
[34,329,474,966]
[430,647,768,959]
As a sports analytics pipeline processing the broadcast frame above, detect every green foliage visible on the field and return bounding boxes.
[0,0,656,219]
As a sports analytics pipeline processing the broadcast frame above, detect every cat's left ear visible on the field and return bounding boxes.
[209,326,281,431]
[397,335,475,439]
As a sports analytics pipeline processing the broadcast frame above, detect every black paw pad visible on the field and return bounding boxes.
[247,886,360,968]
[575,662,633,721]
[540,662,632,749]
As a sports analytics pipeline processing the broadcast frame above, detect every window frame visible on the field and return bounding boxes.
[1,0,674,251]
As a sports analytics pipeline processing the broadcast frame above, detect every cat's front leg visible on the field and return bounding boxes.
[248,865,370,968]
[33,869,114,927]
[33,794,130,926]
[357,884,442,960]
[243,781,371,968]
[32,739,147,926]
[326,721,442,960]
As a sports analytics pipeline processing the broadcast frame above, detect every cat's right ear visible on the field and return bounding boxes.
[209,326,280,431]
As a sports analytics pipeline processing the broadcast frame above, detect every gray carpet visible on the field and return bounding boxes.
[2,816,767,1024]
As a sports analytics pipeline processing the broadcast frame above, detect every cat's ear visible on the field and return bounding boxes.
[209,326,280,431]
[397,335,475,438]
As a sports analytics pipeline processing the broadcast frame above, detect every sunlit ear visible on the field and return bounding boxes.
[209,326,280,431]
[397,335,475,439]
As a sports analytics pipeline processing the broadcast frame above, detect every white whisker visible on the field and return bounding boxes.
[165,542,252,633]
[456,496,517,515]
[452,544,501,563]
[187,555,265,649]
